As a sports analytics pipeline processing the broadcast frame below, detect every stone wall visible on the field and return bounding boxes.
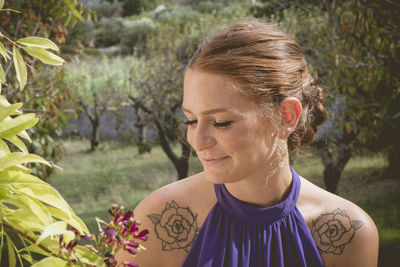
[62,105,157,142]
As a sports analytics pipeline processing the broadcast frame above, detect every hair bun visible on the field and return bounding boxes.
[288,80,327,152]
[310,84,327,128]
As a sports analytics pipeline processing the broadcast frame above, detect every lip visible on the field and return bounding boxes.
[202,156,229,165]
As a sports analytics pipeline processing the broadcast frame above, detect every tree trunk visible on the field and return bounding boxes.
[128,96,189,179]
[319,144,352,193]
[153,117,190,179]
[317,132,356,194]
[176,142,191,180]
[90,117,100,151]
[323,162,344,193]
[135,122,151,154]
[387,148,400,180]
[176,158,189,180]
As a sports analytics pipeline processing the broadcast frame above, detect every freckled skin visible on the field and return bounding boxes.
[183,69,277,185]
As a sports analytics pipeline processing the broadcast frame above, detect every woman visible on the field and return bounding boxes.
[117,21,378,267]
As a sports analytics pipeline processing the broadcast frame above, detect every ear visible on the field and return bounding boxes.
[279,97,302,138]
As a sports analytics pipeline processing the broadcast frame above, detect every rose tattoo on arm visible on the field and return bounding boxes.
[148,200,200,253]
[311,208,364,255]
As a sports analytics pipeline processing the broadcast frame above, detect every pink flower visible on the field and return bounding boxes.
[126,248,137,255]
[66,240,77,251]
[104,227,116,238]
[129,223,139,234]
[71,227,79,235]
[135,230,149,241]
[125,240,139,248]
[122,210,134,222]
[59,234,64,246]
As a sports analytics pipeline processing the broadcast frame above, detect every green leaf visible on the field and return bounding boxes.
[47,206,89,234]
[4,209,46,232]
[12,45,27,90]
[6,234,16,267]
[0,152,49,171]
[0,41,7,61]
[36,221,67,245]
[22,46,65,65]
[0,171,85,229]
[17,130,32,142]
[0,95,14,110]
[0,64,5,83]
[0,172,68,211]
[0,102,23,121]
[63,0,84,22]
[0,170,48,186]
[4,194,53,226]
[4,135,28,153]
[0,0,4,10]
[20,254,33,264]
[15,184,77,222]
[16,37,59,51]
[0,139,10,155]
[75,246,105,266]
[4,164,32,173]
[31,256,67,267]
[21,244,50,256]
[0,113,38,139]
[16,233,33,263]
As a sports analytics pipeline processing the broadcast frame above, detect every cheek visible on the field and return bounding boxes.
[186,129,194,147]
[225,124,258,155]
[231,122,275,160]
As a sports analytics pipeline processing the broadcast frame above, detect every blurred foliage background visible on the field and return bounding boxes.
[1,0,399,266]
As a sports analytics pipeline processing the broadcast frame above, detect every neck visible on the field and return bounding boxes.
[224,161,293,208]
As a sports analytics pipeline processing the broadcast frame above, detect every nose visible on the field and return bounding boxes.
[188,124,216,152]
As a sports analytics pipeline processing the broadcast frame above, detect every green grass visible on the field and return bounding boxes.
[48,139,400,266]
[48,139,203,232]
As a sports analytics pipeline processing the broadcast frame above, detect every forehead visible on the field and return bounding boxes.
[183,69,258,114]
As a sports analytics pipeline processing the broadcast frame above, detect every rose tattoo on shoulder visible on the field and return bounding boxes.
[311,208,364,255]
[148,200,200,253]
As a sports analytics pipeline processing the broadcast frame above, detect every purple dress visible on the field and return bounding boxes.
[182,167,324,267]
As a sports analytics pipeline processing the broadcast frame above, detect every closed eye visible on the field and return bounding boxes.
[183,120,233,128]
[213,121,232,128]
[183,120,197,126]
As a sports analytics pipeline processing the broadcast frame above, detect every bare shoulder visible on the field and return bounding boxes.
[298,177,379,267]
[116,172,215,267]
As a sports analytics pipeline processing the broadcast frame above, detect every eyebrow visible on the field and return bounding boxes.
[181,106,233,115]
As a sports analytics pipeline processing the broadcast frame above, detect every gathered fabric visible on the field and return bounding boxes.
[183,167,324,267]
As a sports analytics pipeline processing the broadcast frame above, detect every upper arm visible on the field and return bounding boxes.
[313,204,379,267]
[115,188,199,267]
[115,192,163,266]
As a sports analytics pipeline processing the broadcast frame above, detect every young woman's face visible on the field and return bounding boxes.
[182,69,279,184]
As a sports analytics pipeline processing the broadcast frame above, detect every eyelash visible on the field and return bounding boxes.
[183,120,233,128]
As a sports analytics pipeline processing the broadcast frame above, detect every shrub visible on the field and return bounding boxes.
[153,6,202,33]
[196,1,223,14]
[94,17,124,47]
[121,17,157,52]
[117,0,159,16]
[88,0,123,18]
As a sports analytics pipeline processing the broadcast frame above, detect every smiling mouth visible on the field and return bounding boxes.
[202,156,230,165]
